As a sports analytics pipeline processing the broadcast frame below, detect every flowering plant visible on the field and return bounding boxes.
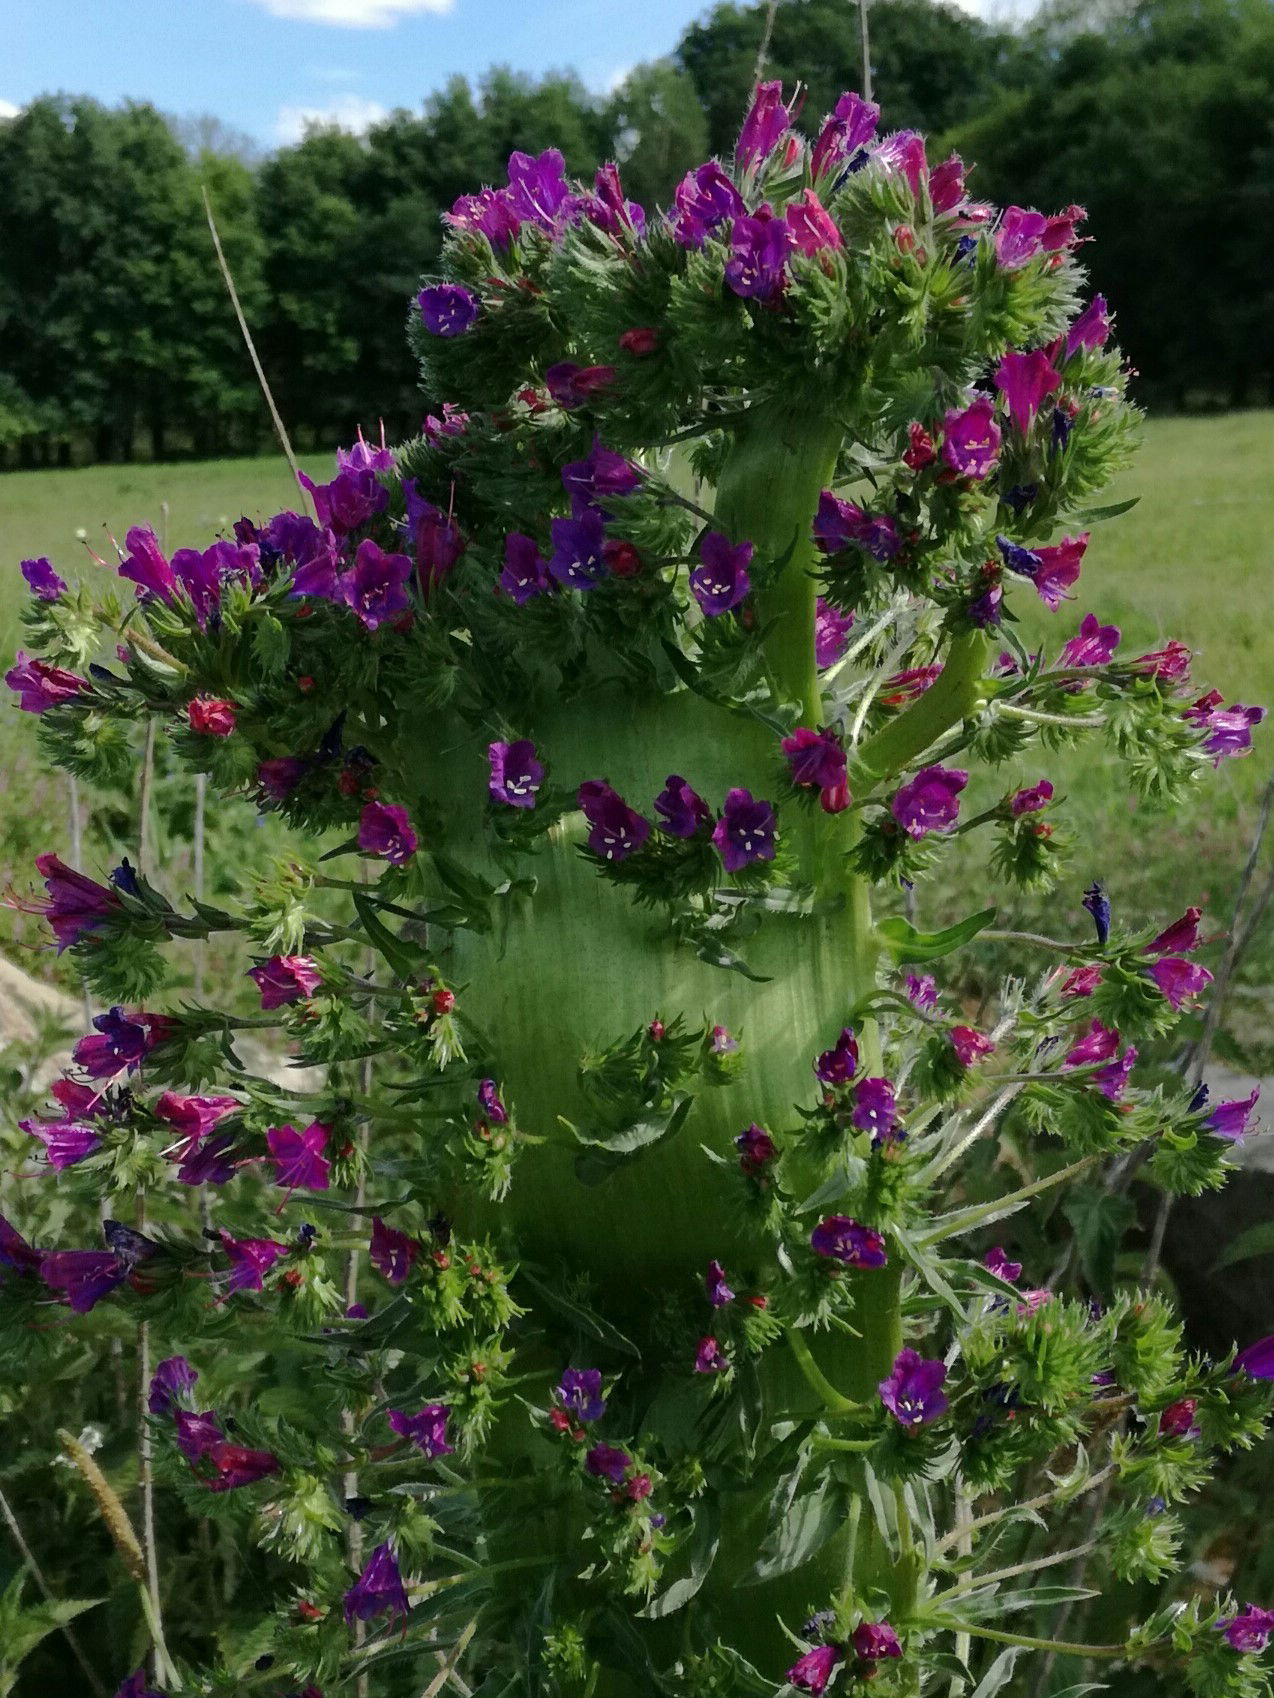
[5,82,1273,1698]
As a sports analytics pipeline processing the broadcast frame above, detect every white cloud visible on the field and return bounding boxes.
[603,64,634,96]
[0,99,21,119]
[275,93,390,142]
[251,0,452,26]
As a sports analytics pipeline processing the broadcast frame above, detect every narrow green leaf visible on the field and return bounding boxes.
[518,1269,641,1358]
[351,888,426,981]
[1212,1219,1274,1272]
[743,1476,843,1583]
[1074,496,1139,523]
[876,908,997,964]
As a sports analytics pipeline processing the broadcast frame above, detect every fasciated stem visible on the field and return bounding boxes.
[787,1330,863,1417]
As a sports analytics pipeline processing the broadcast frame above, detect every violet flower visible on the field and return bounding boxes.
[298,463,388,536]
[0,1214,43,1277]
[40,1250,130,1313]
[27,852,122,951]
[1093,1045,1138,1101]
[906,972,938,1010]
[268,1122,331,1192]
[257,756,309,802]
[562,438,641,516]
[549,510,609,590]
[585,1442,632,1483]
[1011,780,1054,816]
[418,283,480,337]
[1233,1336,1274,1379]
[344,1542,410,1627]
[488,739,544,808]
[851,1621,903,1661]
[402,479,466,595]
[851,1077,899,1142]
[1081,881,1111,945]
[1185,694,1266,763]
[723,213,791,302]
[73,1006,153,1079]
[786,1644,843,1694]
[148,1355,198,1415]
[737,80,790,170]
[359,800,418,864]
[813,491,901,561]
[578,780,651,862]
[478,1079,508,1125]
[815,1027,860,1086]
[506,147,571,231]
[1207,1089,1260,1142]
[879,1347,949,1426]
[941,396,1001,479]
[557,1368,606,1423]
[690,531,753,615]
[891,765,968,838]
[1027,533,1088,609]
[5,651,90,714]
[21,1117,101,1169]
[1148,957,1213,1010]
[114,1670,166,1698]
[369,1216,417,1285]
[388,1404,453,1458]
[669,161,745,247]
[782,727,848,811]
[175,1132,236,1187]
[815,598,854,668]
[1220,1605,1274,1654]
[995,349,1063,435]
[21,557,66,600]
[875,129,928,196]
[984,1246,1022,1282]
[1134,640,1192,682]
[174,1409,224,1462]
[1060,613,1121,667]
[810,1215,887,1268]
[712,788,776,872]
[995,205,1047,268]
[1064,1018,1120,1068]
[706,1260,736,1307]
[654,775,712,838]
[218,1231,289,1294]
[500,532,552,603]
[810,89,880,181]
[1067,294,1112,357]
[248,954,322,1010]
[345,538,412,630]
[694,1336,729,1374]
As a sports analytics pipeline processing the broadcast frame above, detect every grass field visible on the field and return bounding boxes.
[0,415,1271,989]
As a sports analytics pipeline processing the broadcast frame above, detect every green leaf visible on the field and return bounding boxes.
[970,1647,1023,1698]
[660,638,789,737]
[1073,496,1140,523]
[573,1094,695,1185]
[1212,1220,1274,1273]
[640,1497,720,1617]
[1062,1187,1137,1298]
[692,934,772,981]
[517,1268,641,1358]
[351,888,427,981]
[743,1474,843,1584]
[876,908,996,964]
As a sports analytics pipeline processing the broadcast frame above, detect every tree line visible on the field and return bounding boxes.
[1,0,1270,467]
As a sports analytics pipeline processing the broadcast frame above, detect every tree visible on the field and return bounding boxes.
[604,60,710,210]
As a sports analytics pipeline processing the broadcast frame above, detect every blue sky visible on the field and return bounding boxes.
[2,0,754,147]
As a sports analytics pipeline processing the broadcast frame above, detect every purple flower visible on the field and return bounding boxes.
[852,1621,903,1661]
[557,1368,606,1423]
[545,362,615,410]
[114,1670,166,1698]
[27,852,122,951]
[1081,881,1111,945]
[5,651,90,713]
[787,1644,843,1693]
[654,775,712,838]
[370,1216,417,1285]
[995,206,1048,268]
[298,464,388,537]
[706,1260,735,1308]
[852,1077,899,1143]
[1011,780,1054,816]
[670,161,745,247]
[21,1117,101,1169]
[585,1442,632,1483]
[710,1024,738,1055]
[737,1123,777,1174]
[785,189,843,255]
[500,532,552,603]
[148,1356,199,1416]
[1093,1045,1137,1101]
[549,510,609,590]
[578,780,651,862]
[1032,534,1088,608]
[815,1028,860,1086]
[257,757,309,802]
[1148,957,1214,1010]
[338,431,395,475]
[117,526,177,603]
[21,556,66,600]
[1208,1089,1260,1142]
[344,1542,410,1627]
[810,1215,887,1268]
[1145,908,1203,956]
[929,153,967,213]
[815,598,854,668]
[0,1213,43,1276]
[690,531,752,616]
[154,1091,239,1146]
[344,538,412,630]
[1185,693,1266,763]
[447,185,521,246]
[984,1246,1022,1282]
[712,788,776,872]
[815,88,879,171]
[813,491,901,561]
[359,801,418,864]
[942,396,1001,479]
[879,1347,948,1426]
[995,349,1063,435]
[723,213,792,302]
[202,1443,280,1492]
[477,1079,508,1126]
[248,954,322,1010]
[562,438,641,516]
[694,1335,730,1374]
[40,1250,129,1313]
[175,1131,236,1187]
[401,478,466,595]
[1061,613,1121,667]
[268,1122,331,1193]
[418,283,479,337]
[506,147,571,231]
[737,80,790,170]
[951,1026,994,1066]
[388,1404,453,1458]
[1065,1019,1121,1068]
[488,739,544,808]
[424,401,469,442]
[1067,294,1111,358]
[584,161,645,238]
[218,1231,290,1294]
[782,727,847,800]
[905,973,938,1012]
[1221,1605,1274,1654]
[73,1006,152,1079]
[1234,1336,1274,1379]
[891,765,968,838]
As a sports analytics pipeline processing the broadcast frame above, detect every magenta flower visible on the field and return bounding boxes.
[851,1620,903,1660]
[891,764,968,838]
[1067,294,1112,357]
[786,1644,843,1694]
[359,800,418,864]
[737,1123,777,1175]
[175,1133,236,1187]
[73,1006,153,1079]
[782,727,848,808]
[113,1671,165,1698]
[578,780,651,862]
[875,129,928,196]
[507,147,571,231]
[218,1231,290,1294]
[545,362,615,410]
[0,1213,43,1277]
[1064,1019,1120,1068]
[418,283,479,337]
[813,491,901,561]
[1061,613,1121,667]
[879,1347,948,1426]
[5,651,90,714]
[815,1027,860,1086]
[654,775,712,838]
[669,161,745,247]
[737,79,790,170]
[1042,203,1085,250]
[724,212,792,302]
[585,1442,632,1483]
[154,1092,239,1145]
[906,972,937,1010]
[694,1335,730,1374]
[1060,965,1103,999]
[584,161,645,238]
[815,598,854,668]
[203,1443,280,1493]
[187,697,237,737]
[1029,533,1088,609]
[248,954,322,1010]
[21,556,67,600]
[40,1249,130,1313]
[1134,640,1192,683]
[995,349,1063,435]
[1184,693,1266,763]
[811,1215,887,1268]
[257,757,309,802]
[148,1355,198,1416]
[549,510,608,591]
[118,526,177,602]
[851,1077,899,1142]
[785,189,843,256]
[488,739,544,808]
[1093,1044,1137,1101]
[447,184,521,245]
[811,89,880,180]
[26,852,122,951]
[369,1216,417,1285]
[705,1260,735,1308]
[690,531,753,615]
[562,438,641,516]
[1233,1336,1274,1379]
[1158,1397,1199,1440]
[344,1542,410,1627]
[344,538,413,630]
[500,532,552,603]
[941,396,1001,479]
[1220,1605,1274,1654]
[929,153,967,213]
[424,401,469,442]
[984,1245,1022,1282]
[477,1079,508,1126]
[1148,957,1213,1010]
[995,205,1048,268]
[711,1024,738,1055]
[712,788,776,872]
[1010,780,1054,816]
[401,479,466,595]
[1144,907,1203,956]
[388,1404,453,1458]
[21,1117,101,1169]
[1208,1090,1260,1142]
[557,1368,606,1423]
[951,1026,995,1066]
[268,1122,332,1192]
[298,463,388,536]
